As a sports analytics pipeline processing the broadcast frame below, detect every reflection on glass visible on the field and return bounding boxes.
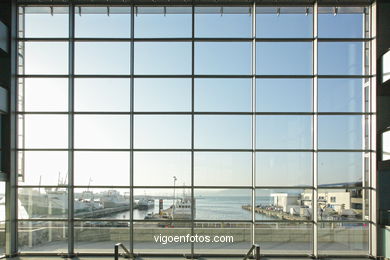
[256,79,312,112]
[75,78,130,112]
[133,188,191,221]
[255,222,313,254]
[317,189,367,221]
[0,183,4,255]
[383,129,390,161]
[23,7,69,38]
[134,79,191,112]
[133,222,191,254]
[75,7,131,38]
[21,78,68,112]
[256,152,312,187]
[24,42,68,75]
[18,151,68,185]
[75,42,130,75]
[195,42,251,75]
[318,222,369,254]
[74,115,130,149]
[134,115,191,149]
[74,188,130,220]
[318,152,363,187]
[195,189,251,220]
[194,152,252,186]
[195,79,251,112]
[255,189,312,221]
[18,221,67,253]
[22,115,68,149]
[134,152,191,186]
[74,152,130,186]
[256,7,312,38]
[135,7,191,38]
[194,222,251,254]
[256,116,312,149]
[75,221,130,253]
[18,188,68,219]
[195,7,252,38]
[318,79,364,112]
[318,116,363,150]
[195,115,251,149]
[134,42,191,75]
[318,7,365,38]
[256,42,312,75]
[318,42,363,75]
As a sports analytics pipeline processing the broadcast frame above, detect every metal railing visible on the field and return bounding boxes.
[243,244,261,260]
[114,243,132,260]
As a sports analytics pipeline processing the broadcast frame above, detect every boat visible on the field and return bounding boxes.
[137,198,154,210]
[100,190,129,208]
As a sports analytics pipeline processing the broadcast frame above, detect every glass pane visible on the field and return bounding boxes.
[195,42,251,75]
[318,79,364,113]
[256,7,313,38]
[18,151,68,185]
[75,7,131,38]
[195,115,251,149]
[194,152,252,186]
[195,79,251,112]
[21,115,68,149]
[255,188,312,221]
[256,79,312,112]
[133,188,191,221]
[318,152,363,187]
[255,222,313,254]
[75,78,130,112]
[24,42,68,75]
[256,42,312,75]
[22,78,68,112]
[18,221,68,253]
[318,116,363,150]
[194,222,251,254]
[18,188,68,219]
[135,7,191,38]
[195,189,251,220]
[134,115,191,149]
[383,130,390,161]
[318,42,363,75]
[318,7,365,38]
[134,222,191,254]
[134,79,191,112]
[74,152,130,186]
[256,152,312,187]
[134,152,191,186]
[195,7,251,38]
[256,115,312,149]
[317,189,367,221]
[75,221,130,253]
[318,222,369,254]
[134,42,191,75]
[74,188,130,220]
[23,7,69,38]
[74,115,130,149]
[75,42,131,75]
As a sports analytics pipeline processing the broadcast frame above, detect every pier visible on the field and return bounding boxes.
[74,206,130,218]
[242,205,309,221]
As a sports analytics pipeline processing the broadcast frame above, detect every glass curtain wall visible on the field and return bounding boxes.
[15,3,373,257]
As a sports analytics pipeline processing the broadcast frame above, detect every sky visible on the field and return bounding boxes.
[15,7,367,191]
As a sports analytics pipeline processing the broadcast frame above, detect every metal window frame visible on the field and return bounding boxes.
[10,1,377,258]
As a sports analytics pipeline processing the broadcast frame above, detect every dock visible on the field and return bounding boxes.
[242,205,309,221]
[75,206,130,218]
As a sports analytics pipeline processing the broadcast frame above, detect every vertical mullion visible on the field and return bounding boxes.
[68,2,75,257]
[251,0,256,248]
[130,4,135,256]
[312,1,318,258]
[191,3,195,258]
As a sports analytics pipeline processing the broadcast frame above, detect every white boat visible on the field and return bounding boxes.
[172,197,195,220]
[100,190,129,208]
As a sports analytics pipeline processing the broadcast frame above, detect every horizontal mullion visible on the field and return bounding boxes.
[317,38,372,42]
[255,186,313,189]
